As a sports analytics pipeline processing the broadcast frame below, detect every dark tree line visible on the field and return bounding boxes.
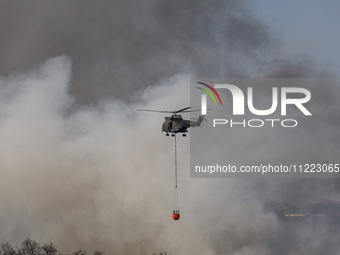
[0,238,170,255]
[0,238,104,255]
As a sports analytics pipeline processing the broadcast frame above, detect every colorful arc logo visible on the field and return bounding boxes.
[196,82,222,115]
[196,82,222,106]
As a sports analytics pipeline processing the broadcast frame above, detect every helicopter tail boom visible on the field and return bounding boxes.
[189,115,206,128]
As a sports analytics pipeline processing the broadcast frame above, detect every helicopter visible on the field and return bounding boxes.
[137,107,206,137]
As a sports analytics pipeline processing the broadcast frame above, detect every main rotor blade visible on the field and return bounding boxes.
[136,109,176,113]
[180,109,201,113]
[175,107,191,113]
[182,108,212,113]
[137,108,203,113]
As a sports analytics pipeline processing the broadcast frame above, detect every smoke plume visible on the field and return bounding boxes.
[0,0,281,104]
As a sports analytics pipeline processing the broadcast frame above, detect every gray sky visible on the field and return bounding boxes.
[252,0,340,74]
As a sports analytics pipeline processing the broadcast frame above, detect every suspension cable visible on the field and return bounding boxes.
[174,134,179,212]
[174,134,177,188]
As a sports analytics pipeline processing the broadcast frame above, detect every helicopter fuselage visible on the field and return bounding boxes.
[162,114,204,136]
[162,115,190,134]
[137,107,204,137]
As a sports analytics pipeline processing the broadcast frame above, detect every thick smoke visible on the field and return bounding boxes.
[0,56,193,253]
[1,56,339,255]
[0,0,339,254]
[0,0,278,104]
